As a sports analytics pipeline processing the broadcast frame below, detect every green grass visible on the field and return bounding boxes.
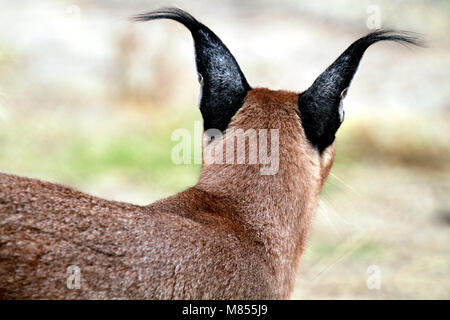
[0,110,202,194]
[309,238,387,261]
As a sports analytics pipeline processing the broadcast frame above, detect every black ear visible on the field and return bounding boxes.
[133,8,251,132]
[298,30,422,153]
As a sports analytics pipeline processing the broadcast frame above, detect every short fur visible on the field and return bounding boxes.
[0,8,419,299]
[0,89,324,299]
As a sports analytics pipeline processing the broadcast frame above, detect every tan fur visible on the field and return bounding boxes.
[0,88,335,299]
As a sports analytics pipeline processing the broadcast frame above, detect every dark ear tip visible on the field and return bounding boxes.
[299,28,423,153]
[130,14,148,22]
[133,7,249,133]
[363,29,426,48]
[129,7,200,31]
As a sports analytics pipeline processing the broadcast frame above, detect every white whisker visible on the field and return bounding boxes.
[329,172,362,197]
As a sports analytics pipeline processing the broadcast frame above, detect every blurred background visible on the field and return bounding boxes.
[0,0,448,299]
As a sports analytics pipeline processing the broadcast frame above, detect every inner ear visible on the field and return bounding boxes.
[197,73,204,107]
[340,88,348,99]
[338,87,348,122]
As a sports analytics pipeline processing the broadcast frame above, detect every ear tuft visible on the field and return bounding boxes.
[133,8,251,132]
[298,29,423,153]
